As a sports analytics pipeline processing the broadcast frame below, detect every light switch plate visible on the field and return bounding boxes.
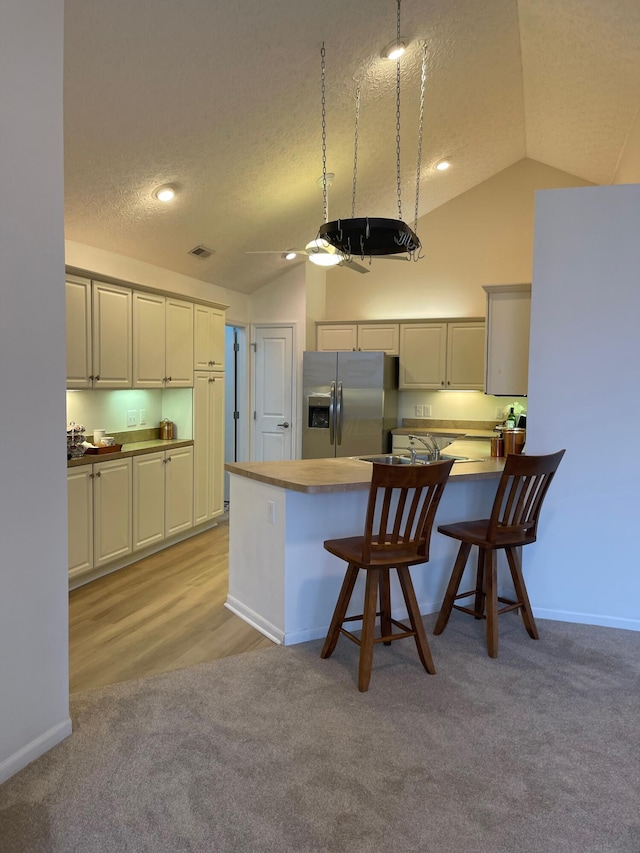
[126,410,137,427]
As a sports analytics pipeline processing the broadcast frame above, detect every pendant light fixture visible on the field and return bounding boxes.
[317,0,428,262]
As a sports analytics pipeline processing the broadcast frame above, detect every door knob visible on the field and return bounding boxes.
[277,422,290,428]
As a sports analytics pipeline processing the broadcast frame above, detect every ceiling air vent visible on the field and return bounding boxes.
[188,244,215,259]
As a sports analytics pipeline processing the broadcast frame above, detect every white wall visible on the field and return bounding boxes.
[525,183,640,630]
[0,0,71,782]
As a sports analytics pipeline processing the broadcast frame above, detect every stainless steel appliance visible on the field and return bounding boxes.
[302,351,398,459]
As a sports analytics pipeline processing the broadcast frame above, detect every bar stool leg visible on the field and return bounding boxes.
[379,569,392,645]
[433,542,472,635]
[321,564,359,659]
[505,547,539,640]
[484,549,499,658]
[474,547,486,618]
[358,568,380,692]
[397,566,436,675]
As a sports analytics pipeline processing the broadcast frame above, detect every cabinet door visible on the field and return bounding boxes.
[316,324,358,351]
[66,276,92,389]
[357,323,400,355]
[446,322,485,390]
[132,452,165,550]
[484,285,531,396]
[92,282,132,387]
[194,305,225,371]
[399,323,447,388]
[193,371,211,525]
[208,374,225,518]
[165,445,193,536]
[133,291,165,388]
[67,467,93,577]
[166,298,194,386]
[93,457,132,567]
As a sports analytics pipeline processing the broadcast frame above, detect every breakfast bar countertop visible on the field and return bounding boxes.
[225,456,505,494]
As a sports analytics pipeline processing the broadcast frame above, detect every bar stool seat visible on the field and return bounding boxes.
[321,459,454,691]
[434,450,565,658]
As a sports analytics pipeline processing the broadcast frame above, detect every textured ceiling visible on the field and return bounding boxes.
[63,0,640,294]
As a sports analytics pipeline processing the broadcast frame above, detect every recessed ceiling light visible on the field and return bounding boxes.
[435,160,451,171]
[282,251,297,261]
[382,39,407,61]
[153,184,176,202]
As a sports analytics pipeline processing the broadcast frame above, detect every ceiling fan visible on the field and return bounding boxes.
[247,238,371,274]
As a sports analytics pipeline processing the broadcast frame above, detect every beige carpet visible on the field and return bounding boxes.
[1,615,639,852]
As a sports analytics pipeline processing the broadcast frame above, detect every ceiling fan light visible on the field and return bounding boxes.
[305,239,342,267]
[283,251,297,261]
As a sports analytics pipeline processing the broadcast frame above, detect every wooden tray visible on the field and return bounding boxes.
[84,444,122,455]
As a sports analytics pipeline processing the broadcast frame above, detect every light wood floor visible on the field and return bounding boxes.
[69,519,274,694]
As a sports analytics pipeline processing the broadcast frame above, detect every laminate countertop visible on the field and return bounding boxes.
[67,439,194,468]
[225,456,505,495]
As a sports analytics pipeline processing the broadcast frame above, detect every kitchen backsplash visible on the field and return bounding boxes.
[398,389,527,424]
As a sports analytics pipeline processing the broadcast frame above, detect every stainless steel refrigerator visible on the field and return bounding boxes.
[302,351,398,459]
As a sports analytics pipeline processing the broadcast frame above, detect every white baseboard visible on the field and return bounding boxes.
[0,717,72,785]
[224,597,284,645]
[532,607,640,632]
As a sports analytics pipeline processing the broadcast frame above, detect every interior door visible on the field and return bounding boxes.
[252,325,294,461]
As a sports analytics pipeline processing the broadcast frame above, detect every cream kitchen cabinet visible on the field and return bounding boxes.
[133,292,193,388]
[316,322,400,354]
[132,446,194,550]
[66,275,93,389]
[399,321,484,390]
[92,281,133,388]
[68,459,133,577]
[66,278,132,388]
[483,283,531,396]
[93,456,133,568]
[194,304,225,371]
[67,466,94,578]
[193,371,225,525]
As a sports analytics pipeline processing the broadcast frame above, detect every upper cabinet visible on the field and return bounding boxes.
[194,304,225,371]
[399,321,484,390]
[66,275,92,389]
[66,277,132,388]
[316,322,400,354]
[133,292,193,388]
[483,284,531,396]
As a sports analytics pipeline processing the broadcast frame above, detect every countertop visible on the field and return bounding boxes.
[67,439,193,468]
[225,456,505,494]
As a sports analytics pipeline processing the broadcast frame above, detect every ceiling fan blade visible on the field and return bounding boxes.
[246,250,306,255]
[375,254,412,262]
[338,258,370,274]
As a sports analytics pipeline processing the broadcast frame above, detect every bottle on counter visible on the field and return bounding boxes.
[505,407,516,429]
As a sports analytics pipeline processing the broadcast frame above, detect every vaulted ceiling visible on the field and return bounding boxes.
[63,0,640,294]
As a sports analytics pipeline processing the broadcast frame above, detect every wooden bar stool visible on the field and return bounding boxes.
[434,450,565,657]
[321,459,454,691]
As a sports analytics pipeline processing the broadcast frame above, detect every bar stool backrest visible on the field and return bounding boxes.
[487,450,566,544]
[362,459,454,564]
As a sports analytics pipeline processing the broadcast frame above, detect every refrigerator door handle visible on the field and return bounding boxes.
[329,381,336,446]
[336,380,343,445]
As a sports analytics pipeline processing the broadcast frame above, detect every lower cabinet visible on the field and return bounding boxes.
[193,371,225,525]
[132,446,194,551]
[67,457,133,580]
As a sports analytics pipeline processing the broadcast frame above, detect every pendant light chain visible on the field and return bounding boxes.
[351,87,361,218]
[414,41,428,234]
[321,42,328,224]
[395,0,402,221]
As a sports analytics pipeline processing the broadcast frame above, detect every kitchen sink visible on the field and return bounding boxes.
[356,453,484,465]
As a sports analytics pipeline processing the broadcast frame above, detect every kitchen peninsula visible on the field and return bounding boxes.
[225,456,505,645]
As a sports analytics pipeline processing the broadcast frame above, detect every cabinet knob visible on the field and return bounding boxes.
[95,471,101,478]
[90,473,94,479]
[167,376,172,382]
[95,375,100,381]
[89,375,94,381]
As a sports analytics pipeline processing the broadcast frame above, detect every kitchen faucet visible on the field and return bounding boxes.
[407,434,440,462]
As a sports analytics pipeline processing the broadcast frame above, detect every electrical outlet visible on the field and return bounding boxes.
[267,500,276,525]
[415,405,423,416]
[423,405,432,417]
[139,409,147,425]
[496,406,504,419]
[126,410,137,427]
